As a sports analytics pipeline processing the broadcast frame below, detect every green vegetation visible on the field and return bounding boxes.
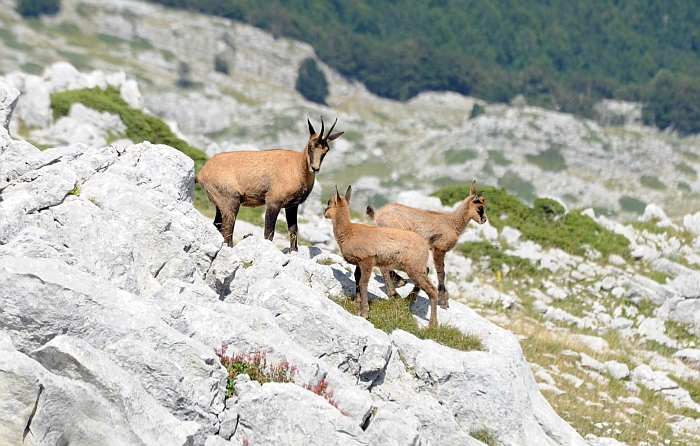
[295,58,329,105]
[333,296,483,352]
[443,148,477,165]
[215,346,346,414]
[469,429,498,446]
[618,195,647,215]
[525,147,567,172]
[216,346,297,397]
[459,241,537,279]
[50,86,207,172]
[432,183,630,259]
[49,86,222,215]
[676,162,697,178]
[69,183,81,197]
[214,55,230,74]
[469,103,485,119]
[145,0,700,133]
[640,175,666,190]
[497,172,536,202]
[16,0,60,17]
[487,150,511,166]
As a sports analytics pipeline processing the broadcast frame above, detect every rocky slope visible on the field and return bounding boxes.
[3,1,700,444]
[1,81,595,445]
[2,0,700,218]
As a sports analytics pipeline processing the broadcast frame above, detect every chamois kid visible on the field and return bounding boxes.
[366,180,486,308]
[324,185,441,328]
[196,118,343,250]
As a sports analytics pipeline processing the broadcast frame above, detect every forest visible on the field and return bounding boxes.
[19,0,700,133]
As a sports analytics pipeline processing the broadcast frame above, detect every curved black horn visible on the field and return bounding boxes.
[319,116,325,138]
[325,118,338,139]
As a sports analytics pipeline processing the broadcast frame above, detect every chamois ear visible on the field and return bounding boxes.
[327,131,344,142]
[344,185,352,202]
[308,119,316,136]
[470,180,477,196]
[334,185,341,199]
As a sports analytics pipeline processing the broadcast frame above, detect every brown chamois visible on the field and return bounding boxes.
[366,180,487,308]
[196,118,343,250]
[324,185,440,328]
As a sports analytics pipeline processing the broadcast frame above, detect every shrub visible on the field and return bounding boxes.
[458,241,538,278]
[216,346,297,397]
[50,86,207,172]
[432,184,630,259]
[643,70,700,135]
[215,346,348,414]
[619,195,647,215]
[470,103,485,119]
[17,0,60,17]
[525,147,567,172]
[296,58,328,105]
[214,56,229,74]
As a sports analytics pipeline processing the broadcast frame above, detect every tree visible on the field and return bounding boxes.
[16,0,60,17]
[643,70,700,135]
[296,58,328,105]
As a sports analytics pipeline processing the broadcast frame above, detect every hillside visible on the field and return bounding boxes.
[138,0,700,133]
[3,3,700,443]
[2,0,700,221]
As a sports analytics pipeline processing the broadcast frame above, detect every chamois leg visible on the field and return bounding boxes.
[264,204,282,243]
[356,260,373,318]
[389,270,407,287]
[379,267,399,298]
[407,267,439,328]
[285,205,299,252]
[220,199,241,248]
[433,249,449,308]
[214,207,222,232]
[353,265,362,305]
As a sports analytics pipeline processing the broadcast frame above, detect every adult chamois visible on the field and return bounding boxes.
[366,180,486,308]
[325,185,440,328]
[196,118,343,250]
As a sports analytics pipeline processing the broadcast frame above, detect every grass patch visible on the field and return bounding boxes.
[21,62,44,75]
[216,346,296,397]
[497,172,536,202]
[619,195,647,215]
[56,50,91,71]
[678,181,692,192]
[215,346,346,414]
[0,28,33,51]
[469,428,498,446]
[433,184,630,259]
[69,183,81,196]
[525,146,567,172]
[459,241,538,279]
[676,162,697,179]
[332,296,483,352]
[488,150,511,166]
[505,316,697,445]
[51,86,207,172]
[640,175,666,190]
[443,148,477,164]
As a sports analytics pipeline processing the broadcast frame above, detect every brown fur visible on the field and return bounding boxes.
[366,180,487,307]
[196,118,343,250]
[325,185,440,328]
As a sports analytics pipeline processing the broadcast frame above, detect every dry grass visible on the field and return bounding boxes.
[493,314,699,445]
